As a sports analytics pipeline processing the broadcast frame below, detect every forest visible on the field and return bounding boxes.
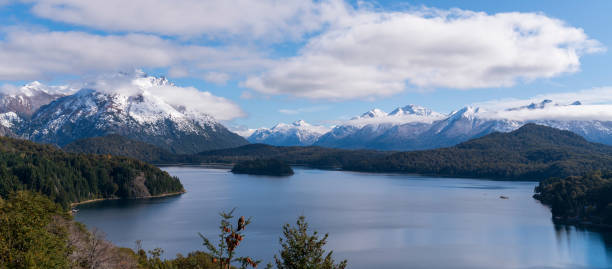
[231,159,295,176]
[0,136,184,208]
[534,171,612,226]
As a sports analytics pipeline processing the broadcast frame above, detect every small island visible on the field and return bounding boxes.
[231,159,294,176]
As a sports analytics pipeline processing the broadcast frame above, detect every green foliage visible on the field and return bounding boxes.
[231,159,294,176]
[199,208,260,269]
[0,136,184,207]
[274,216,347,269]
[64,135,175,164]
[0,191,71,268]
[534,171,612,226]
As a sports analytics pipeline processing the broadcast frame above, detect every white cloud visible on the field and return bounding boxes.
[0,29,271,81]
[231,127,257,138]
[203,72,230,85]
[475,87,612,110]
[245,8,603,100]
[481,104,612,122]
[22,0,349,40]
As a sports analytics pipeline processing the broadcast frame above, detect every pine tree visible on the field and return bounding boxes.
[274,216,346,269]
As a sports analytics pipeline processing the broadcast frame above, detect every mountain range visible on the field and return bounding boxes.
[4,73,612,154]
[248,120,330,146]
[251,101,612,151]
[0,73,247,154]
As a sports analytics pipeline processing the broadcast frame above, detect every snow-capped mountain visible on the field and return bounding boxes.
[313,100,612,151]
[0,81,75,118]
[248,120,330,146]
[2,73,248,154]
[315,105,445,149]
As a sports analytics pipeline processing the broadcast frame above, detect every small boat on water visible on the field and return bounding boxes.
[499,195,509,199]
[71,208,79,213]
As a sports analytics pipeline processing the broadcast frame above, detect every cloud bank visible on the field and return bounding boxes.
[22,0,348,40]
[245,8,603,100]
[0,29,271,81]
[473,87,612,122]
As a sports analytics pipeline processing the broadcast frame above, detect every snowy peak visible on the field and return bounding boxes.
[507,99,555,111]
[358,109,387,119]
[292,119,309,126]
[248,120,330,146]
[0,81,77,117]
[449,106,481,120]
[389,104,440,117]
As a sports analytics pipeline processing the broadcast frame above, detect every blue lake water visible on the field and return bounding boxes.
[75,166,612,269]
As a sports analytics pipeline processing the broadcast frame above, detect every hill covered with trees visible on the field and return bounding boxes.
[344,124,612,180]
[64,134,176,164]
[534,171,612,227]
[0,136,184,207]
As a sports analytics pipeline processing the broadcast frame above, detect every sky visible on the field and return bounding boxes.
[0,0,611,131]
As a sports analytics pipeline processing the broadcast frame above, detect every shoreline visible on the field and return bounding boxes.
[70,190,186,207]
[553,218,612,230]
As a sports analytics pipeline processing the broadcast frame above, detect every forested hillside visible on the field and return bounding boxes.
[193,144,389,169]
[0,136,184,207]
[64,135,176,163]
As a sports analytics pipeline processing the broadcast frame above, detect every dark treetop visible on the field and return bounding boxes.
[231,159,294,176]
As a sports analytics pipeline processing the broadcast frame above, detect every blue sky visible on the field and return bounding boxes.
[0,0,611,131]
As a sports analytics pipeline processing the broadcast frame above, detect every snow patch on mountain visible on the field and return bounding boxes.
[0,112,22,128]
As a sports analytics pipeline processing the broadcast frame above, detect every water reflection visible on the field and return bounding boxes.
[554,225,612,267]
[75,167,612,269]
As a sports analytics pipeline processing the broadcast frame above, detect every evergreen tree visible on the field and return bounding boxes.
[274,216,346,269]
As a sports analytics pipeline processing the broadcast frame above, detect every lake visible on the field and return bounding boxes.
[75,166,612,269]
